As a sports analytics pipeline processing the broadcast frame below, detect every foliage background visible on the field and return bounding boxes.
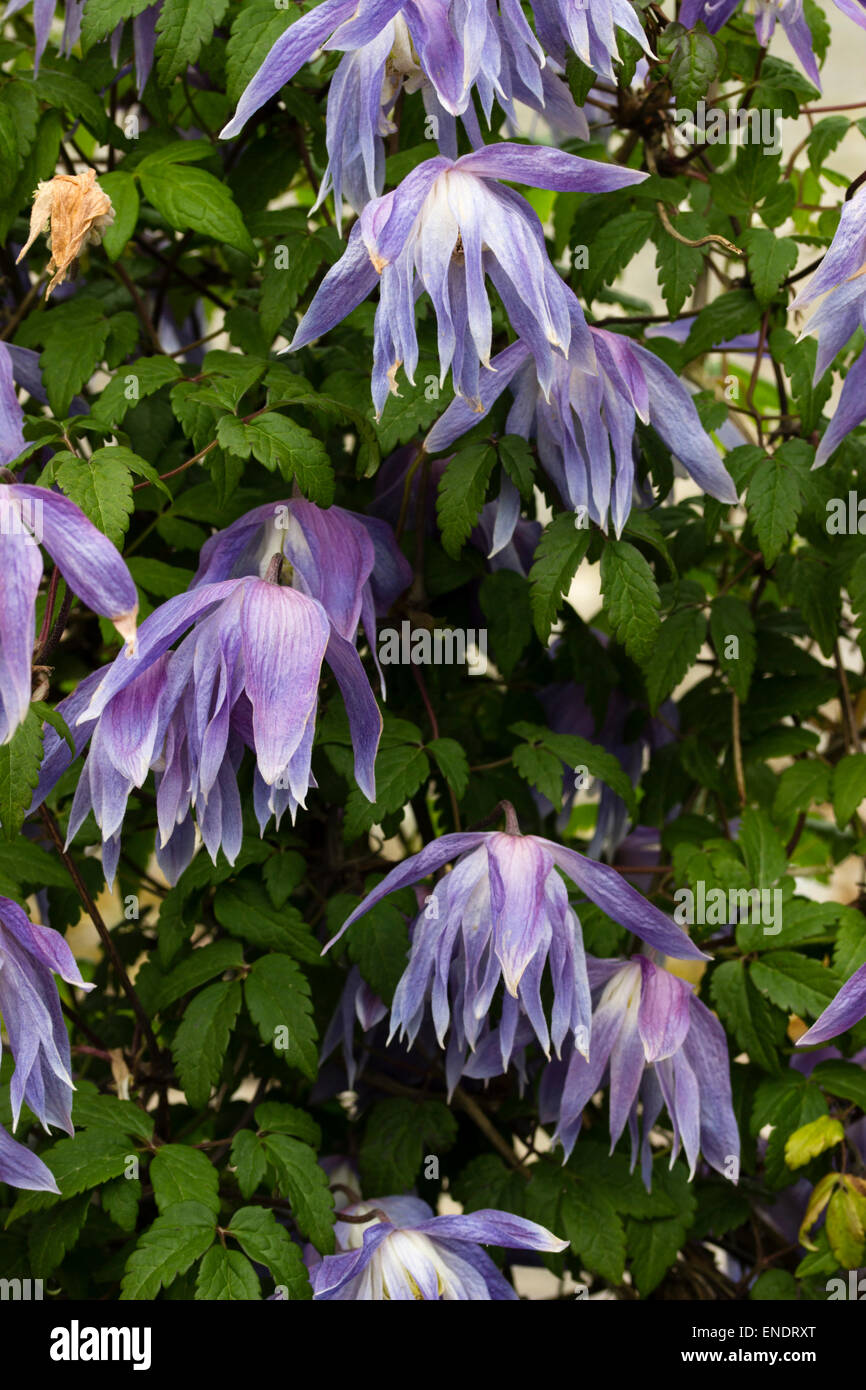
[0,0,865,1301]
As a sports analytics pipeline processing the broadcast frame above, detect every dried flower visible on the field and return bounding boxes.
[16,169,115,298]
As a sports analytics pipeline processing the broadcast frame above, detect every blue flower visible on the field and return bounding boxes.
[678,1,821,89]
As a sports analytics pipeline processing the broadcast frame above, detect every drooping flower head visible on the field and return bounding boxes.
[530,0,653,78]
[221,0,550,143]
[678,1,821,88]
[290,147,646,416]
[3,0,161,91]
[310,1193,568,1298]
[425,322,738,536]
[327,814,707,1078]
[790,187,866,467]
[540,954,739,1186]
[0,896,92,1183]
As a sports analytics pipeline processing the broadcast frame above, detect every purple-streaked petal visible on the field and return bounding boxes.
[796,960,866,1046]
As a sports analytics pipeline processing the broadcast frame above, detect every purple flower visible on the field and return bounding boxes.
[790,188,866,467]
[0,1122,59,1193]
[0,897,92,1140]
[425,323,738,536]
[59,575,336,884]
[796,960,866,1047]
[220,0,550,141]
[320,964,387,1088]
[313,20,588,228]
[326,819,707,1075]
[311,1194,567,1298]
[833,0,866,28]
[540,954,739,1185]
[3,0,160,91]
[289,147,646,416]
[678,1,821,89]
[530,0,653,78]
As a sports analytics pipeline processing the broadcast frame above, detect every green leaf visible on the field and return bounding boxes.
[428,737,470,799]
[28,1194,90,1278]
[750,952,841,1019]
[785,1115,845,1169]
[741,227,799,304]
[773,760,831,820]
[653,215,705,317]
[833,754,866,827]
[343,742,430,842]
[150,1145,221,1216]
[710,960,785,1072]
[360,1098,457,1196]
[227,1207,312,1299]
[44,1128,132,1197]
[237,412,334,503]
[213,880,320,962]
[244,954,318,1079]
[98,170,139,261]
[750,1269,798,1299]
[262,1135,335,1252]
[747,456,801,565]
[255,1102,320,1145]
[627,1216,687,1296]
[54,453,134,546]
[479,569,533,677]
[0,708,43,841]
[826,1183,866,1269]
[148,939,244,1013]
[102,1176,141,1232]
[644,609,707,711]
[498,434,535,499]
[196,1245,261,1300]
[93,356,181,428]
[171,979,242,1109]
[669,26,720,107]
[709,595,756,700]
[37,301,110,416]
[738,807,787,885]
[529,511,591,641]
[600,540,661,665]
[139,162,256,259]
[684,290,763,359]
[70,1088,154,1142]
[231,1131,268,1200]
[812,1060,866,1113]
[81,0,156,45]
[120,1201,215,1300]
[226,0,295,104]
[155,0,230,82]
[560,1182,626,1284]
[436,443,497,558]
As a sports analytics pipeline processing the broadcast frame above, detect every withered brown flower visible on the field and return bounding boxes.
[16,169,115,299]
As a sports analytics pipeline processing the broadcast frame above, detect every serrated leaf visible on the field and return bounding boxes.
[54,454,133,546]
[344,897,410,1002]
[653,215,705,317]
[140,162,256,259]
[93,356,181,427]
[171,979,242,1109]
[710,595,756,700]
[240,412,334,503]
[343,743,429,841]
[747,456,801,565]
[27,1194,90,1278]
[0,708,43,840]
[150,1145,221,1216]
[436,443,496,558]
[262,1135,335,1252]
[627,1216,687,1296]
[231,1131,268,1200]
[360,1098,457,1196]
[427,737,470,799]
[710,960,785,1072]
[120,1201,215,1300]
[44,1128,132,1197]
[244,954,318,1079]
[155,0,230,82]
[738,807,787,885]
[529,511,591,640]
[750,952,841,1019]
[225,0,295,105]
[560,1182,626,1283]
[600,540,661,665]
[644,609,706,711]
[102,1176,141,1233]
[833,754,866,827]
[742,228,799,304]
[213,880,319,961]
[98,170,139,261]
[196,1245,261,1300]
[227,1207,312,1298]
[773,760,831,820]
[785,1114,845,1169]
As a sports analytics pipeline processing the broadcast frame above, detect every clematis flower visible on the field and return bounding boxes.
[310,1194,567,1298]
[313,18,589,228]
[0,1122,59,1193]
[320,964,387,1089]
[796,961,866,1047]
[678,1,821,88]
[540,954,739,1185]
[425,321,738,536]
[220,0,549,141]
[289,147,646,416]
[0,896,93,1139]
[191,496,411,694]
[0,482,138,752]
[790,188,866,467]
[529,0,653,79]
[16,170,115,299]
[4,0,161,92]
[327,814,707,1075]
